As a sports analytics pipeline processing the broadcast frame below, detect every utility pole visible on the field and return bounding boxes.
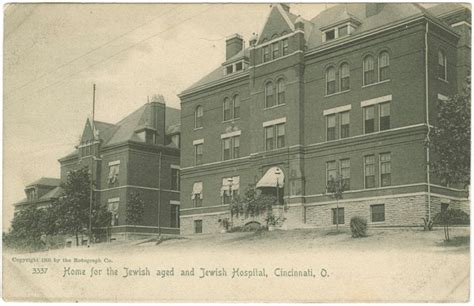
[88,83,96,247]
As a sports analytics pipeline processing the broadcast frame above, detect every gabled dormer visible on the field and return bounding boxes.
[77,117,101,158]
[222,34,249,76]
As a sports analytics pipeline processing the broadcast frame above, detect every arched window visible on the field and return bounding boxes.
[265,82,275,108]
[339,62,350,91]
[223,98,231,121]
[233,95,240,119]
[438,50,447,81]
[277,79,285,105]
[379,51,390,81]
[363,55,375,85]
[326,66,336,95]
[194,106,203,128]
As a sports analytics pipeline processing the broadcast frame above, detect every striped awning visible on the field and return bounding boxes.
[256,167,284,188]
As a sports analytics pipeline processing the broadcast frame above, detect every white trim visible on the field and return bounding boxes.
[193,139,204,145]
[360,95,392,107]
[180,211,228,218]
[276,4,295,32]
[106,225,178,230]
[323,104,352,116]
[171,165,180,170]
[254,30,304,49]
[451,21,471,28]
[77,140,100,148]
[252,50,303,68]
[437,93,449,101]
[181,204,228,212]
[107,160,120,166]
[96,185,180,193]
[108,197,120,203]
[263,117,286,127]
[220,130,241,139]
[170,200,180,205]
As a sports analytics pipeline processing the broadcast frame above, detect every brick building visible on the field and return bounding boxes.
[58,95,181,238]
[14,177,62,212]
[178,3,470,234]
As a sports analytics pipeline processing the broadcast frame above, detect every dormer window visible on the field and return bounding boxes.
[321,20,360,43]
[325,29,336,41]
[224,60,247,75]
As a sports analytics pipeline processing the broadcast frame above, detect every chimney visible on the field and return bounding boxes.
[226,34,244,60]
[280,3,290,12]
[148,95,166,145]
[366,3,385,17]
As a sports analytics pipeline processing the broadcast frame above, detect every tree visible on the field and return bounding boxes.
[429,76,470,188]
[5,206,50,251]
[433,208,470,241]
[126,192,145,225]
[52,167,110,245]
[229,186,277,228]
[326,173,346,232]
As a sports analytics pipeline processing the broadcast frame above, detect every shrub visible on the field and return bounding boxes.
[350,216,367,238]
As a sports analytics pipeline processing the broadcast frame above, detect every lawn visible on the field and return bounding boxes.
[3,227,470,302]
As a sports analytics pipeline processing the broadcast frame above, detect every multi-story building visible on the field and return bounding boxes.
[178,3,470,234]
[58,95,181,238]
[14,177,62,212]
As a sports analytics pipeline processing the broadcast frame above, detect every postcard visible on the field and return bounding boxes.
[3,3,471,302]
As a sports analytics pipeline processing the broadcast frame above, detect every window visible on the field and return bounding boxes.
[192,182,203,207]
[263,45,271,62]
[107,200,119,226]
[325,29,335,41]
[195,106,203,128]
[235,62,243,71]
[339,62,350,91]
[264,123,285,151]
[282,39,289,56]
[171,167,180,191]
[438,50,447,81]
[338,25,348,37]
[194,143,203,165]
[277,79,285,105]
[222,136,240,160]
[332,207,345,225]
[276,124,285,148]
[272,42,280,59]
[380,153,391,187]
[363,55,376,85]
[265,82,275,108]
[226,65,233,75]
[222,138,231,160]
[108,163,120,187]
[221,176,239,204]
[340,111,350,138]
[194,220,203,234]
[223,98,231,121]
[233,95,240,119]
[364,106,375,134]
[326,66,336,95]
[326,161,337,186]
[379,103,390,131]
[379,51,390,81]
[340,159,350,190]
[265,126,274,150]
[170,204,179,228]
[233,136,240,158]
[371,204,385,222]
[364,155,376,188]
[326,114,336,141]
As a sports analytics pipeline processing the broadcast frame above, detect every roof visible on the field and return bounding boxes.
[427,3,469,17]
[26,177,61,188]
[181,3,467,95]
[15,186,63,206]
[59,103,181,161]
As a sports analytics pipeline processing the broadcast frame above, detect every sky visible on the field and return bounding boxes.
[3,3,333,230]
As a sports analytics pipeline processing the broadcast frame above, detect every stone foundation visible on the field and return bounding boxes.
[180,193,470,234]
